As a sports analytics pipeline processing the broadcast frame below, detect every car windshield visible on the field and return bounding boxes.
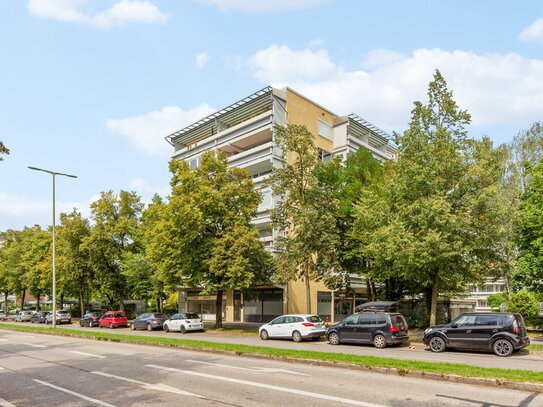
[57,311,68,314]
[306,316,322,323]
[185,313,200,319]
[153,313,168,319]
[114,312,125,318]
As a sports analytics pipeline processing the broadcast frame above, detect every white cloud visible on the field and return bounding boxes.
[308,38,324,48]
[27,0,168,28]
[194,0,327,13]
[196,53,210,69]
[107,104,215,157]
[519,18,543,43]
[129,178,169,198]
[245,45,543,131]
[0,192,93,230]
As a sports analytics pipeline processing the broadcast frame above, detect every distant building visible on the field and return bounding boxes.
[166,86,396,323]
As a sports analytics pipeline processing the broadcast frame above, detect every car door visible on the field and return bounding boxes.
[473,315,501,347]
[447,314,477,347]
[169,314,180,330]
[267,317,285,337]
[355,314,375,342]
[135,313,148,329]
[339,314,360,342]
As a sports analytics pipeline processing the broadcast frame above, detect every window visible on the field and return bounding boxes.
[454,314,476,326]
[318,119,333,140]
[343,315,358,325]
[318,148,332,163]
[317,292,332,318]
[359,315,375,325]
[476,316,499,326]
[271,316,285,325]
[259,190,272,209]
[188,157,200,169]
[306,316,322,323]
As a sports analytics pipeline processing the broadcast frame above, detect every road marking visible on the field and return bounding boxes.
[0,398,16,407]
[146,364,388,407]
[70,351,106,359]
[186,359,310,376]
[21,343,46,348]
[0,339,8,341]
[33,380,117,407]
[10,335,34,338]
[90,371,205,398]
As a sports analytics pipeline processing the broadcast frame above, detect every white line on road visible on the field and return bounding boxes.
[33,379,118,407]
[0,398,16,407]
[146,364,388,407]
[90,371,205,399]
[21,343,46,348]
[186,359,310,376]
[0,339,8,341]
[70,351,106,359]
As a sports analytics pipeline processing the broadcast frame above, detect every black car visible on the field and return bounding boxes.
[326,311,409,348]
[30,311,49,324]
[80,312,103,327]
[423,312,530,357]
[130,313,169,331]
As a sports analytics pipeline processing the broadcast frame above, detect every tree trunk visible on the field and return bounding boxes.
[305,264,311,314]
[36,293,40,311]
[215,290,223,328]
[3,291,8,314]
[20,289,25,309]
[429,273,439,327]
[119,294,125,312]
[371,281,377,300]
[59,293,64,310]
[365,278,373,302]
[156,297,161,313]
[79,288,84,318]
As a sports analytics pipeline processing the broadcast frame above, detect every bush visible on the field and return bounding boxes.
[507,290,540,318]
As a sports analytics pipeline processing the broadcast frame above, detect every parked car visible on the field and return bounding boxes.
[163,313,203,333]
[46,310,72,325]
[15,311,35,322]
[30,311,50,324]
[130,313,169,331]
[99,311,128,328]
[259,314,326,342]
[326,311,409,348]
[79,312,102,327]
[423,312,530,357]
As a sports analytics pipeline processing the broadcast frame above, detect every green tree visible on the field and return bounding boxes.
[487,292,509,311]
[353,70,508,326]
[319,147,384,300]
[267,124,342,314]
[0,140,9,161]
[56,210,93,317]
[513,161,543,291]
[146,151,272,327]
[507,290,540,318]
[21,226,51,310]
[83,190,143,311]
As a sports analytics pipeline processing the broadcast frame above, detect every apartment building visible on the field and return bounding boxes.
[166,86,397,323]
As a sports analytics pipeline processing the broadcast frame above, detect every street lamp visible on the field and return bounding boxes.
[28,167,77,328]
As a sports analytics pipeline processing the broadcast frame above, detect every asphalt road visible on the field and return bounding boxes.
[3,321,542,372]
[0,330,541,407]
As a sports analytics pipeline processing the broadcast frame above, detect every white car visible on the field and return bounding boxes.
[259,314,326,342]
[163,312,204,333]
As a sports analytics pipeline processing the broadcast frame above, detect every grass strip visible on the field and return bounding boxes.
[1,323,542,384]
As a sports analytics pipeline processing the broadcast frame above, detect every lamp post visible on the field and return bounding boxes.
[28,167,77,328]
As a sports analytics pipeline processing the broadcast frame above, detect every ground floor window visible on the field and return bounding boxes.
[186,291,226,321]
[334,292,353,322]
[317,291,332,322]
[243,288,283,323]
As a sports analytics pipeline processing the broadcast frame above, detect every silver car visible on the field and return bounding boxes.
[46,310,72,325]
[15,311,35,322]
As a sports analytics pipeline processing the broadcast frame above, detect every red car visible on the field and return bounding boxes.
[99,311,128,328]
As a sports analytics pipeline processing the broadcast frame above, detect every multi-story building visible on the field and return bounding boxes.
[165,86,397,324]
[465,278,508,312]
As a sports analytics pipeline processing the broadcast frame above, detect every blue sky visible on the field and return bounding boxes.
[2,0,543,231]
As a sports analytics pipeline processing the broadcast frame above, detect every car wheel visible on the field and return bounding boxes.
[146,323,152,331]
[373,334,386,349]
[260,329,269,340]
[180,325,187,334]
[429,336,446,353]
[292,330,302,342]
[328,332,340,345]
[109,323,113,329]
[131,323,136,330]
[493,339,514,357]
[164,324,169,333]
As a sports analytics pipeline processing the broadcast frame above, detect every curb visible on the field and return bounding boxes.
[1,326,543,393]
